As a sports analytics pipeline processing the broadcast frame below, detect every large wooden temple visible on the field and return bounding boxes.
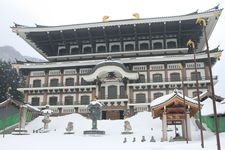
[12,7,222,120]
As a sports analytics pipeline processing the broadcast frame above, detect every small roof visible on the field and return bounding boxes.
[0,98,41,112]
[150,89,200,118]
[82,59,139,81]
[151,89,199,108]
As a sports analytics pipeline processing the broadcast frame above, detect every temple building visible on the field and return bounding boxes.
[12,7,223,119]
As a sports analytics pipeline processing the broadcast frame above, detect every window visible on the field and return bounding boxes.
[83,46,92,54]
[58,48,68,55]
[125,44,134,51]
[100,87,105,99]
[136,93,146,103]
[120,86,126,98]
[80,95,90,105]
[140,43,149,50]
[154,92,163,99]
[97,45,106,53]
[111,45,120,52]
[153,74,163,82]
[167,41,177,48]
[64,96,73,105]
[108,85,117,99]
[65,78,75,86]
[191,72,201,80]
[153,42,163,49]
[139,74,145,83]
[33,79,41,87]
[71,47,80,55]
[50,78,59,87]
[31,97,40,106]
[49,97,58,105]
[170,73,180,81]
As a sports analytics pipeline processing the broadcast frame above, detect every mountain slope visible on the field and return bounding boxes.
[0,46,45,63]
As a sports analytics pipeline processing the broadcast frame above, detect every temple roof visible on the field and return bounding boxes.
[150,89,200,118]
[151,89,199,108]
[82,59,139,81]
[11,8,223,61]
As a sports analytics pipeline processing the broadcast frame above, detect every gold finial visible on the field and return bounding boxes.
[12,28,18,33]
[187,39,195,49]
[214,12,221,17]
[103,16,109,23]
[196,17,207,27]
[214,52,222,60]
[133,13,140,19]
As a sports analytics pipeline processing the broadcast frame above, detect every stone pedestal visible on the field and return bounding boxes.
[83,130,105,135]
[11,128,29,135]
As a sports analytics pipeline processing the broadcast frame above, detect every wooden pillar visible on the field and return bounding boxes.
[186,111,192,141]
[18,105,27,129]
[162,109,168,141]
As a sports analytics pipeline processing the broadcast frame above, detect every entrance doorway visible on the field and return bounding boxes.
[102,110,124,120]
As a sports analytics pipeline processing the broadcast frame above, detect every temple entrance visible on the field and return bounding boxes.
[102,110,124,120]
[150,90,199,142]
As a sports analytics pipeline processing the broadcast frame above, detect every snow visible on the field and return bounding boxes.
[41,109,53,114]
[24,104,41,112]
[201,98,225,116]
[151,90,198,107]
[90,100,103,106]
[0,112,225,150]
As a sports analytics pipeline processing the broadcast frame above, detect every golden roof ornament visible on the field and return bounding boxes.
[187,39,195,49]
[133,13,140,19]
[103,16,109,23]
[196,17,207,27]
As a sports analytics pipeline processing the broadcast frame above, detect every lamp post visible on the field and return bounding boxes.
[187,39,204,148]
[196,17,221,150]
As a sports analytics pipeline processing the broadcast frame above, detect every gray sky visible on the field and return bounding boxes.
[1,0,225,97]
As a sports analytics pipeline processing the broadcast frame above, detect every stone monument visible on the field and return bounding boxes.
[121,120,133,134]
[64,122,74,134]
[83,98,105,135]
[40,105,52,133]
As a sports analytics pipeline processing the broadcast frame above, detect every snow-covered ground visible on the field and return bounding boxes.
[0,112,224,150]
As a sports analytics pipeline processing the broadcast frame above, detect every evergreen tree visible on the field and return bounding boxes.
[0,61,24,102]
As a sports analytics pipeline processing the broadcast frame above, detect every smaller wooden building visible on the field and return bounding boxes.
[150,89,200,141]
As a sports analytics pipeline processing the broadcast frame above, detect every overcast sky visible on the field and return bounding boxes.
[0,0,225,97]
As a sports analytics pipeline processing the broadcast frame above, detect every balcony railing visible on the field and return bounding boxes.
[24,75,217,88]
[98,95,128,99]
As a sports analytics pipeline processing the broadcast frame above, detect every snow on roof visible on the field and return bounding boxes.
[201,98,225,116]
[42,109,53,114]
[151,89,198,108]
[90,100,103,106]
[25,104,41,112]
[221,100,225,104]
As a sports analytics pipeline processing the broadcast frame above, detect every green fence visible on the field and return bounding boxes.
[0,111,33,131]
[202,116,225,132]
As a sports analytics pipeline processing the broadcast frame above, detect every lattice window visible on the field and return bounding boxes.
[33,79,41,87]
[31,71,45,76]
[64,69,76,75]
[133,65,147,71]
[150,65,164,70]
[79,68,92,74]
[64,96,73,105]
[49,97,58,105]
[31,97,40,106]
[49,70,61,76]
